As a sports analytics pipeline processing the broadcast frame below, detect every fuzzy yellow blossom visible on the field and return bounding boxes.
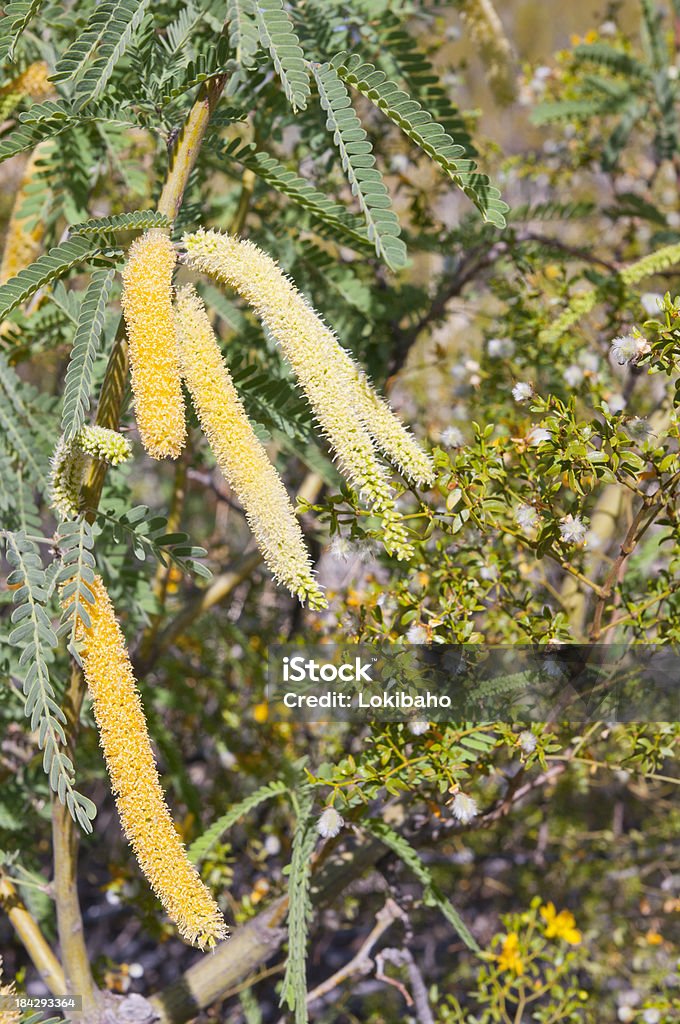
[183,229,421,558]
[496,932,524,975]
[0,61,54,103]
[0,61,53,121]
[350,372,435,487]
[175,285,326,607]
[67,576,228,950]
[121,231,186,459]
[49,427,132,519]
[540,902,582,945]
[0,146,47,286]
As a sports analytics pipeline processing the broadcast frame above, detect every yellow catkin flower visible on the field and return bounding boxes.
[183,229,417,558]
[175,285,326,607]
[121,231,186,459]
[349,371,435,487]
[68,576,228,950]
[0,61,54,113]
[0,146,47,286]
[0,61,54,101]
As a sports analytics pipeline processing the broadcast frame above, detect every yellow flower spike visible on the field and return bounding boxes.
[0,61,54,103]
[182,229,416,559]
[174,285,326,608]
[349,371,435,487]
[121,231,186,459]
[0,145,48,286]
[66,576,228,950]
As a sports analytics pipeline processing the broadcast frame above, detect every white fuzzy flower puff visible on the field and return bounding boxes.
[512,382,533,402]
[451,792,478,824]
[515,503,540,532]
[317,807,344,838]
[559,514,588,545]
[610,333,650,366]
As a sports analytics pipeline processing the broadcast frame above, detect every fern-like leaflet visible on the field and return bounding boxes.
[226,0,259,69]
[280,786,316,1023]
[3,531,96,833]
[95,505,212,580]
[255,0,310,112]
[0,356,47,484]
[0,0,45,63]
[61,269,114,441]
[71,0,152,111]
[51,1,119,83]
[310,62,407,270]
[0,235,113,320]
[55,518,96,665]
[69,210,171,236]
[188,780,288,864]
[363,818,479,951]
[210,137,372,253]
[44,1,151,111]
[331,52,509,229]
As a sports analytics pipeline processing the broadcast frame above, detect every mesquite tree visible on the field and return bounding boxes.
[0,3,678,1024]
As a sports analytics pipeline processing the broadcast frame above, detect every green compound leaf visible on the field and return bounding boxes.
[69,210,171,235]
[364,817,479,951]
[280,786,316,1023]
[310,62,407,271]
[0,235,109,320]
[3,531,96,834]
[55,518,96,664]
[61,269,114,441]
[0,0,46,63]
[70,0,152,111]
[226,0,259,70]
[188,780,288,864]
[331,52,509,229]
[256,0,310,112]
[211,137,373,254]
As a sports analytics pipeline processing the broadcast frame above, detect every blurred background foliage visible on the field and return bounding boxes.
[0,1,678,1022]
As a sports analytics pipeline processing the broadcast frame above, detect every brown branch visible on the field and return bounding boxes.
[589,495,665,642]
[0,872,66,996]
[51,664,98,1019]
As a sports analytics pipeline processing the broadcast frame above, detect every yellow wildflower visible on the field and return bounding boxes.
[183,229,420,558]
[121,231,186,459]
[540,902,582,945]
[174,285,326,607]
[496,932,524,975]
[67,576,228,950]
